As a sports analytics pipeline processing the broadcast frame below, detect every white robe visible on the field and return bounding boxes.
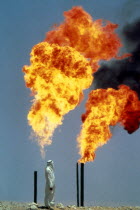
[44,160,55,208]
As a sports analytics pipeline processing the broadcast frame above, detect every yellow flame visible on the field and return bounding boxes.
[23,42,93,153]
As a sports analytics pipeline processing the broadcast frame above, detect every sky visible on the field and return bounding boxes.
[1,0,140,207]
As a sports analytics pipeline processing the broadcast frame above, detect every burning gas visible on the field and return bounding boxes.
[78,85,140,163]
[23,42,93,154]
[23,6,125,157]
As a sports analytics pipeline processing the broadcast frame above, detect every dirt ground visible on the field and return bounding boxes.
[0,201,140,210]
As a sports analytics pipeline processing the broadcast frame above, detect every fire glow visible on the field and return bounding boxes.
[23,6,137,161]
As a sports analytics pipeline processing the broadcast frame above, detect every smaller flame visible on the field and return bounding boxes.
[77,85,140,163]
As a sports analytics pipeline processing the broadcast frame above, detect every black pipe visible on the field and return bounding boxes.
[34,171,37,203]
[80,163,84,207]
[76,163,79,207]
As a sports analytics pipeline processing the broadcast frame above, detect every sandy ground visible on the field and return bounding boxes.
[0,202,140,210]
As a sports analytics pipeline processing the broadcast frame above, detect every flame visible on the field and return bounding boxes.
[78,85,140,163]
[45,6,123,72]
[23,42,93,153]
[23,6,125,156]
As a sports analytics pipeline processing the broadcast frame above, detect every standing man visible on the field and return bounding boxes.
[44,160,55,209]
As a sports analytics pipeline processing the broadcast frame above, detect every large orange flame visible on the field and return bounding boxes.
[23,42,93,154]
[23,6,124,156]
[78,85,140,163]
[45,6,123,72]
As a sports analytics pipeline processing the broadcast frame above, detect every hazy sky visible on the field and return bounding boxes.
[1,0,140,206]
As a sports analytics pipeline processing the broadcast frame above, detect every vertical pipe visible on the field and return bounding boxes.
[34,171,37,203]
[80,163,84,207]
[76,162,79,207]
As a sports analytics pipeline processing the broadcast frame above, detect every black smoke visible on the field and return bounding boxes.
[93,19,140,98]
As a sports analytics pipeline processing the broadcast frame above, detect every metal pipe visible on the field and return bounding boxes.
[76,162,79,207]
[80,163,84,207]
[34,171,37,203]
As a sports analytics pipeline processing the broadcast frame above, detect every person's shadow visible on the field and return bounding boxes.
[38,206,54,210]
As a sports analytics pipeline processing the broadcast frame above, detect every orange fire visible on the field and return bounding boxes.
[23,6,125,156]
[23,42,93,155]
[45,6,123,72]
[77,85,140,163]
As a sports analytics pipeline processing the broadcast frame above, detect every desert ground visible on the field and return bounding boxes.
[0,201,140,210]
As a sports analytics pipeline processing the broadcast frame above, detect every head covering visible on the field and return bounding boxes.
[47,160,54,170]
[47,160,53,163]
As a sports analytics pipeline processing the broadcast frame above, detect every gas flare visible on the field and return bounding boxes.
[23,42,93,154]
[78,85,140,163]
[23,6,124,155]
[45,6,123,72]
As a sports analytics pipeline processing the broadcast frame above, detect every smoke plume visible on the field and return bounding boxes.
[94,18,140,98]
